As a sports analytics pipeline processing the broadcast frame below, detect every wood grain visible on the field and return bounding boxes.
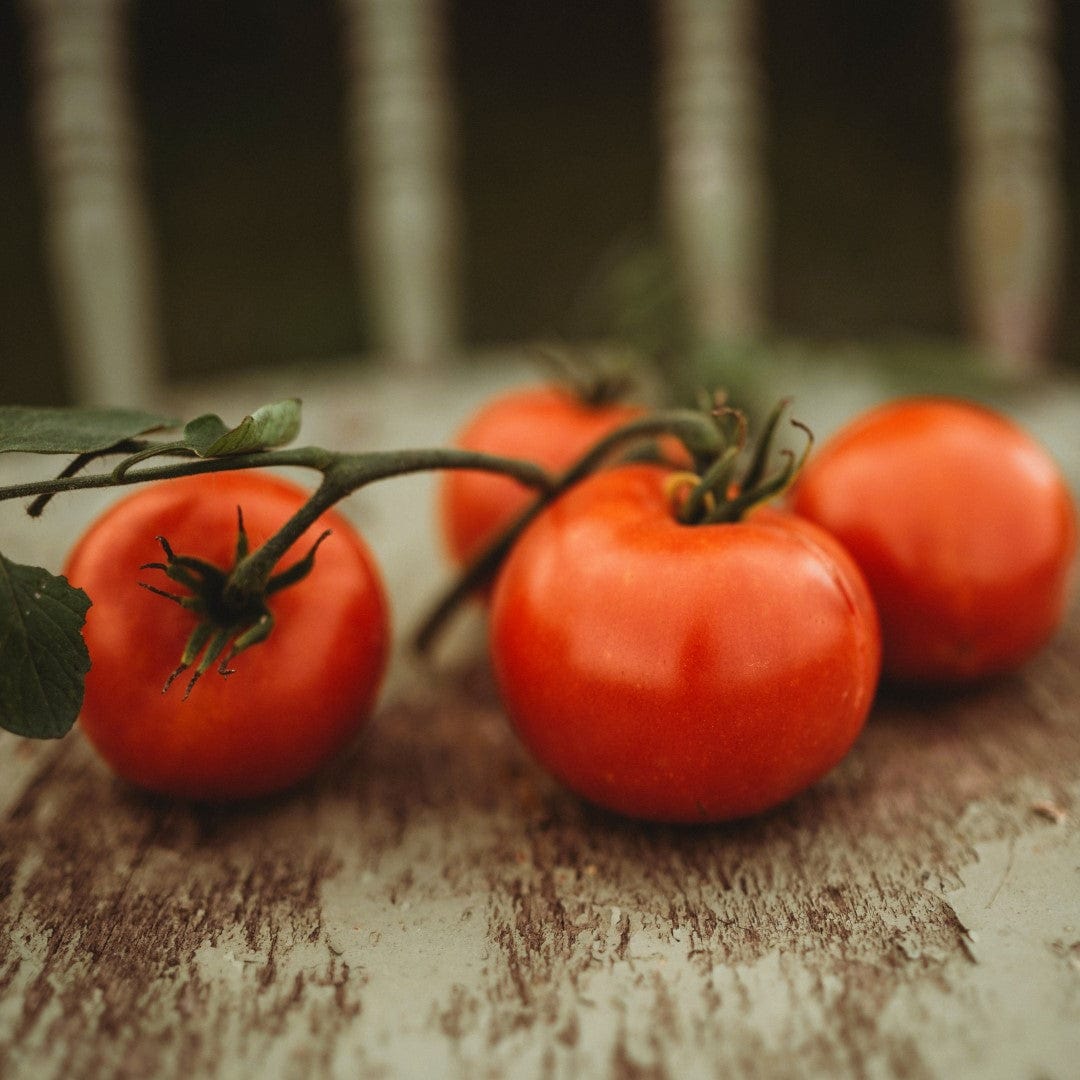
[1,605,1077,1079]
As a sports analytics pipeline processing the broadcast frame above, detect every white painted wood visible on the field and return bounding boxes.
[23,0,164,406]
[658,0,766,344]
[338,0,461,366]
[954,0,1064,374]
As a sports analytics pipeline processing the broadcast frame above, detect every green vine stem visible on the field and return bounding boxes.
[531,341,640,407]
[2,444,558,607]
[411,407,730,653]
[0,412,723,621]
[0,441,556,704]
[0,397,809,723]
[0,444,549,507]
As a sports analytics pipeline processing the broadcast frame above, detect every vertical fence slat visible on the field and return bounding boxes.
[339,0,460,367]
[954,0,1064,374]
[24,0,163,405]
[658,0,766,346]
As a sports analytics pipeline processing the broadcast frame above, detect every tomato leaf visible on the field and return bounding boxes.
[0,406,177,454]
[183,399,302,457]
[0,554,91,738]
[181,414,231,453]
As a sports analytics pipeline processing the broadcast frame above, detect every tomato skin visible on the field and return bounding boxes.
[438,385,645,566]
[62,472,390,801]
[488,464,881,823]
[791,397,1078,684]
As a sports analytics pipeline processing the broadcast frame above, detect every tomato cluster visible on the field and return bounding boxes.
[61,386,1076,820]
[443,388,1077,823]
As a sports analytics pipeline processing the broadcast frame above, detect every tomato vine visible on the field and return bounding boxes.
[0,393,817,747]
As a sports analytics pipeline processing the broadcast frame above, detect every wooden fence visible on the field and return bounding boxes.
[21,0,1066,405]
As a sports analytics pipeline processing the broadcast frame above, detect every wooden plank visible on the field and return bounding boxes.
[0,606,1077,1078]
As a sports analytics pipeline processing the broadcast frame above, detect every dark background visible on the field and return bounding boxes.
[2,1,1078,403]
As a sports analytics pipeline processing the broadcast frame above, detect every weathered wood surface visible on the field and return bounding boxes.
[1,361,1078,1078]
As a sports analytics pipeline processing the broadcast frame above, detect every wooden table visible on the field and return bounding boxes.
[1,359,1078,1078]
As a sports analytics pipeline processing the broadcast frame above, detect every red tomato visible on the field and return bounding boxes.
[63,472,390,801]
[438,385,645,566]
[488,464,881,823]
[791,396,1077,684]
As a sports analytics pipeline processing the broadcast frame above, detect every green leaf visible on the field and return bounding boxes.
[0,406,177,454]
[183,399,302,457]
[181,414,231,454]
[0,555,91,739]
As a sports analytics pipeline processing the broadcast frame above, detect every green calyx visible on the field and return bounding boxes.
[140,507,330,699]
[669,397,813,526]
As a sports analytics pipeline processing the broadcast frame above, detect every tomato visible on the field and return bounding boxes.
[488,463,881,823]
[438,385,646,566]
[62,472,390,801]
[791,396,1077,684]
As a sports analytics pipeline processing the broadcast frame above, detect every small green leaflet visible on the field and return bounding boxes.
[0,406,178,454]
[0,554,91,739]
[183,399,302,457]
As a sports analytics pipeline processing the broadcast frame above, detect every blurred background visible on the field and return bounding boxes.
[2,0,1078,406]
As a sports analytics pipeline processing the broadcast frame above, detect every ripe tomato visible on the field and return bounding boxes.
[791,396,1077,684]
[438,385,646,566]
[63,472,390,801]
[488,464,881,823]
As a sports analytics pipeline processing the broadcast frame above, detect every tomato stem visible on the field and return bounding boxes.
[413,401,815,654]
[0,444,556,506]
[532,342,639,407]
[676,401,814,526]
[412,407,729,654]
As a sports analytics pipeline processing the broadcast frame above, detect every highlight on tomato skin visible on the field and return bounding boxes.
[790,396,1078,685]
[437,384,647,569]
[487,463,882,825]
[62,472,391,802]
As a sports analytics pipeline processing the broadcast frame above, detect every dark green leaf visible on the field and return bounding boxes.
[0,555,91,739]
[183,399,302,457]
[0,406,177,455]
